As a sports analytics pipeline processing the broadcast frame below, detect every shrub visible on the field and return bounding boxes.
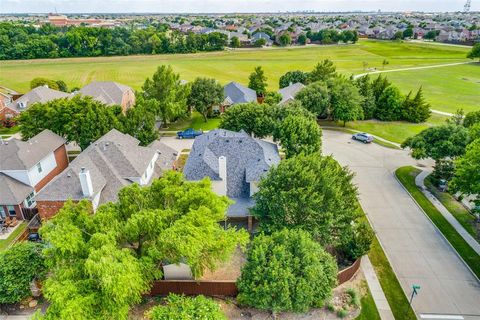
[237,229,338,313]
[337,308,349,318]
[146,294,226,320]
[0,242,46,304]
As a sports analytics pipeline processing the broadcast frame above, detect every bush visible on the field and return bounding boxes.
[146,294,226,320]
[0,242,46,304]
[237,229,338,313]
[337,308,349,318]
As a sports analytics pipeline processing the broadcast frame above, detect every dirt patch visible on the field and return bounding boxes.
[201,247,246,281]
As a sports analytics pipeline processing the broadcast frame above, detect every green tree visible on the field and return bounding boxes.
[38,172,248,319]
[237,229,337,313]
[142,65,189,126]
[382,59,389,69]
[252,153,363,251]
[278,33,292,46]
[273,114,322,158]
[309,59,337,83]
[219,102,274,138]
[402,87,431,123]
[451,139,480,203]
[30,77,60,90]
[393,31,404,40]
[0,242,46,304]
[371,75,391,104]
[121,95,159,145]
[467,43,480,61]
[279,70,309,88]
[375,85,404,121]
[354,75,376,119]
[403,28,414,39]
[55,80,68,92]
[424,30,438,40]
[146,294,226,320]
[248,66,268,97]
[328,77,364,126]
[295,82,329,118]
[188,77,224,122]
[253,38,266,47]
[463,110,480,128]
[263,91,282,105]
[297,33,307,45]
[230,36,240,48]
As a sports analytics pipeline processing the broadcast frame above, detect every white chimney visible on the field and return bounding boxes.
[218,156,227,196]
[79,167,93,197]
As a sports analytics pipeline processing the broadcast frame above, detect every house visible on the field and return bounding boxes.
[183,129,280,229]
[79,81,135,113]
[251,32,273,46]
[221,82,257,112]
[278,82,305,105]
[11,86,70,113]
[0,130,68,220]
[36,129,177,219]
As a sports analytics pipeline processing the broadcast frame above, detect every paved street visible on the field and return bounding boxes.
[322,130,480,320]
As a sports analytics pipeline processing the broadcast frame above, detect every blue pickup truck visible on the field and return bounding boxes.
[177,128,203,139]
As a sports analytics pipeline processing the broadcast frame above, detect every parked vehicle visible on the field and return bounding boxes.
[177,128,203,139]
[438,179,448,192]
[352,132,374,144]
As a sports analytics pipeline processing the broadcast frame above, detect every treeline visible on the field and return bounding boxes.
[0,22,228,60]
[306,29,359,44]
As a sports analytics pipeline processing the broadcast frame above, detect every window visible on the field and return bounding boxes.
[25,192,36,208]
[36,162,43,173]
[0,207,5,219]
[7,205,16,217]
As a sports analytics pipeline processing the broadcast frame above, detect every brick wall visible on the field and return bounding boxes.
[34,144,69,192]
[0,106,18,122]
[36,200,68,220]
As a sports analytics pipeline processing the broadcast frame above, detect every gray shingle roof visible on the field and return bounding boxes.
[0,173,34,205]
[79,81,132,106]
[37,129,174,205]
[0,129,66,170]
[183,129,280,200]
[223,82,257,105]
[148,140,179,170]
[278,82,305,105]
[13,86,70,111]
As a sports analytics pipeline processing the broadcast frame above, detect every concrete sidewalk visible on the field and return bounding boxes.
[415,170,480,257]
[361,256,395,320]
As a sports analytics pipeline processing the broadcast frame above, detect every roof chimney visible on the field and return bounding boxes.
[218,156,227,196]
[79,167,93,197]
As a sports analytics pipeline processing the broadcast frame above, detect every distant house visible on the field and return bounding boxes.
[221,82,257,112]
[183,129,280,228]
[12,86,70,113]
[0,130,68,220]
[251,32,273,46]
[278,82,305,105]
[36,129,177,219]
[79,81,135,113]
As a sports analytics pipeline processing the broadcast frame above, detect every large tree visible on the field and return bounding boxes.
[402,87,431,123]
[467,42,480,62]
[354,75,376,120]
[253,153,365,253]
[295,82,330,118]
[273,114,322,158]
[120,95,159,146]
[248,66,268,97]
[451,139,480,205]
[375,85,404,121]
[279,70,309,88]
[38,172,248,319]
[463,110,480,128]
[188,77,224,122]
[219,102,274,138]
[142,65,189,126]
[309,59,337,83]
[328,77,364,126]
[237,229,337,313]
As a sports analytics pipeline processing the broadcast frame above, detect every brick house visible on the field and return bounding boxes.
[0,130,68,220]
[78,81,136,114]
[36,129,177,219]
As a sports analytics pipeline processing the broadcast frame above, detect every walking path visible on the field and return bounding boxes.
[361,256,395,320]
[415,170,480,256]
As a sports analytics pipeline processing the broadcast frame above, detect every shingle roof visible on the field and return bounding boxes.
[148,140,179,170]
[0,130,66,170]
[36,129,174,205]
[0,173,34,205]
[183,129,280,199]
[278,82,305,105]
[13,86,70,111]
[79,81,132,106]
[223,82,257,105]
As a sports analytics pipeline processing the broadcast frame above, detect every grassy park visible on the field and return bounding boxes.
[1,40,477,114]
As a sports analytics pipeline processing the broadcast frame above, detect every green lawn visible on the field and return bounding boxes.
[0,126,20,135]
[355,280,381,320]
[424,176,479,242]
[0,39,473,114]
[162,112,222,131]
[0,222,27,252]
[395,166,480,279]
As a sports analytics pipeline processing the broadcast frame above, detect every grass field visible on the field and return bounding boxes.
[0,39,475,113]
[395,166,480,279]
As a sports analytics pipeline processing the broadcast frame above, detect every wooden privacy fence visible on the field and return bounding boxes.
[148,257,362,297]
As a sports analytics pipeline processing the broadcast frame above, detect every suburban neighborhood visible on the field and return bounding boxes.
[0,2,480,320]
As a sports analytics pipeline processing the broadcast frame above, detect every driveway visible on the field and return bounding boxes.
[322,130,480,320]
[159,136,194,153]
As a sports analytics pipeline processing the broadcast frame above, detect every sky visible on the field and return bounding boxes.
[0,0,478,14]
